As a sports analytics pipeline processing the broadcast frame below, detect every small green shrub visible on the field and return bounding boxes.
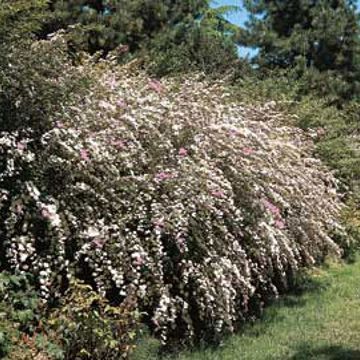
[47,280,141,360]
[0,272,141,359]
[0,272,63,360]
[0,34,93,134]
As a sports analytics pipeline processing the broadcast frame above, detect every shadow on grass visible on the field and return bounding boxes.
[131,273,333,360]
[261,273,329,321]
[287,269,331,296]
[291,344,360,360]
[275,294,308,309]
[198,275,330,351]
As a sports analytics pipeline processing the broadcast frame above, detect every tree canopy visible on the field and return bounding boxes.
[46,1,208,52]
[241,0,360,101]
[37,0,240,75]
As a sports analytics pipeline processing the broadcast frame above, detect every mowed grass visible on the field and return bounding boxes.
[133,258,360,360]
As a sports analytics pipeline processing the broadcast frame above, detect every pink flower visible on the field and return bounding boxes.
[275,219,286,230]
[148,79,164,94]
[316,127,326,138]
[153,217,165,229]
[116,99,127,108]
[261,198,280,216]
[99,100,116,111]
[178,147,188,157]
[15,203,23,214]
[16,142,26,151]
[155,171,173,182]
[228,129,239,137]
[55,121,64,129]
[80,149,90,162]
[41,207,51,219]
[118,44,129,54]
[211,190,225,198]
[242,147,254,156]
[176,236,186,250]
[111,139,126,150]
[92,238,106,249]
[132,252,145,267]
[107,77,117,90]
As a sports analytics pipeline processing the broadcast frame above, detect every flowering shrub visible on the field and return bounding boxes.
[0,36,351,346]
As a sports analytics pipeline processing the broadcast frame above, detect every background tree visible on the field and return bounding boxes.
[42,0,241,76]
[241,0,360,102]
[45,0,209,53]
[145,4,244,76]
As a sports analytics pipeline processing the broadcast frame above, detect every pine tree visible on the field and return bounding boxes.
[146,4,242,76]
[45,0,210,54]
[241,0,360,101]
[42,0,241,75]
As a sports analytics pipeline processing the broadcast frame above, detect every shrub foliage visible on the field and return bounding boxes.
[0,36,351,346]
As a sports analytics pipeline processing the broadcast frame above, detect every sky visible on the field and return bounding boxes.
[212,0,360,57]
[211,0,255,57]
[212,0,249,27]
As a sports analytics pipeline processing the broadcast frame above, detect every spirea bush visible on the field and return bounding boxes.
[0,35,351,346]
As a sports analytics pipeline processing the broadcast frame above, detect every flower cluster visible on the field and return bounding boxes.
[0,37,350,345]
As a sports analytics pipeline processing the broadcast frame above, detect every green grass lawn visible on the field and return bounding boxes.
[133,258,360,360]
